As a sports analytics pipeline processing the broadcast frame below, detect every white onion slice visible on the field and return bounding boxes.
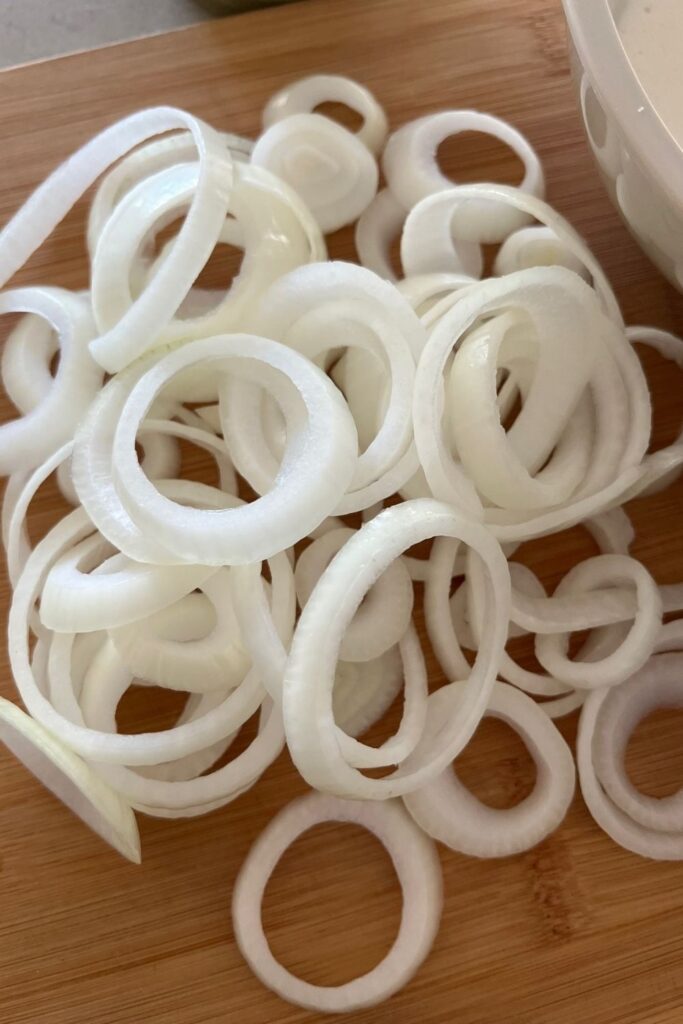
[40,528,216,634]
[232,555,428,771]
[252,113,378,233]
[397,272,476,316]
[402,184,621,321]
[3,442,73,588]
[232,261,421,512]
[108,570,250,692]
[0,288,102,475]
[75,646,283,813]
[87,129,252,254]
[2,309,58,413]
[332,646,404,738]
[9,509,267,766]
[0,108,235,365]
[414,267,602,519]
[91,160,323,370]
[578,664,683,859]
[384,110,544,241]
[591,653,683,833]
[232,792,442,1013]
[493,225,590,279]
[534,555,662,689]
[0,696,140,862]
[73,335,358,565]
[294,528,414,662]
[283,499,510,799]
[354,188,405,282]
[403,681,575,856]
[263,75,388,155]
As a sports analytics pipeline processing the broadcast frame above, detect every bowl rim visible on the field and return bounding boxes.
[562,0,683,205]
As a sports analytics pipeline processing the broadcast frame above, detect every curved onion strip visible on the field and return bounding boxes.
[332,646,404,739]
[40,528,217,634]
[108,570,251,692]
[384,110,544,241]
[354,189,406,282]
[232,792,442,1013]
[2,309,58,413]
[87,129,252,254]
[397,272,476,316]
[3,442,73,588]
[222,264,420,512]
[263,74,388,155]
[252,113,379,233]
[0,288,102,475]
[627,325,683,496]
[0,108,236,371]
[403,681,575,857]
[73,335,358,565]
[402,184,621,322]
[591,653,683,832]
[91,160,323,369]
[74,644,284,813]
[231,558,428,770]
[493,225,590,279]
[9,507,269,766]
[283,499,510,799]
[578,673,683,859]
[534,555,662,689]
[413,267,602,518]
[294,527,414,662]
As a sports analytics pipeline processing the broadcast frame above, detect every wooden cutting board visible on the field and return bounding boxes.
[1,1,683,1022]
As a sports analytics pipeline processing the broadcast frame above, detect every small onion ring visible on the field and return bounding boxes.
[384,110,544,241]
[283,499,510,799]
[263,74,388,155]
[403,681,575,857]
[232,791,442,1013]
[252,113,378,233]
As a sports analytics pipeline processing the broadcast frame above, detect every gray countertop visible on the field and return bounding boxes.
[0,0,210,70]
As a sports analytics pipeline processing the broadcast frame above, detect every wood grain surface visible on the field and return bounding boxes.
[1,1,683,1022]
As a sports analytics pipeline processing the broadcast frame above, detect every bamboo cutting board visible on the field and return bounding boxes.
[1,1,683,1022]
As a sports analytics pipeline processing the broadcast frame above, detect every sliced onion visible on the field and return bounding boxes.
[0,288,102,475]
[229,261,422,512]
[332,646,404,738]
[295,528,414,662]
[263,74,388,155]
[40,528,216,634]
[0,696,140,862]
[91,160,323,370]
[534,555,662,689]
[384,110,544,241]
[108,570,251,692]
[252,113,378,233]
[87,129,252,254]
[354,188,406,282]
[402,184,621,321]
[0,109,236,366]
[283,499,510,799]
[403,681,575,857]
[578,663,683,859]
[73,335,358,565]
[232,792,442,1013]
[493,225,590,279]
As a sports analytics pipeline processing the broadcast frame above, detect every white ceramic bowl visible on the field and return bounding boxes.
[563,0,683,290]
